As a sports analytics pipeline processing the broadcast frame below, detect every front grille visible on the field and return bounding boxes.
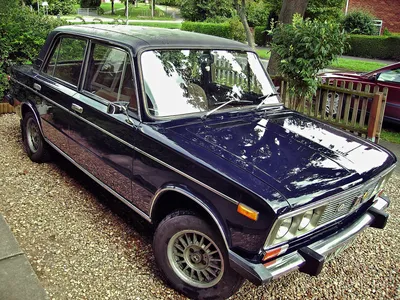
[317,187,363,226]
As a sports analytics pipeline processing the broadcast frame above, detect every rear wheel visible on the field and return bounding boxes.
[22,112,50,162]
[153,211,244,299]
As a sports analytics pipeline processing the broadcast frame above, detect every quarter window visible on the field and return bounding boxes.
[44,37,87,86]
[84,43,137,111]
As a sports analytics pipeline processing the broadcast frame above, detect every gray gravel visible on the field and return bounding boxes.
[0,113,399,299]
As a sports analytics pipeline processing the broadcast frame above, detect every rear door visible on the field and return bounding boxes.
[35,36,88,156]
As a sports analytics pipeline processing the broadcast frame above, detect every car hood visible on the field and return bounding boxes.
[164,111,395,208]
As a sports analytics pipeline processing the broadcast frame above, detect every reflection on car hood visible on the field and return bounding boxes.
[166,111,395,207]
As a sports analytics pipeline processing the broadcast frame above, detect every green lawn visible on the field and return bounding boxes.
[381,129,400,144]
[255,50,388,73]
[113,3,172,20]
[256,49,271,60]
[329,58,388,73]
[101,2,125,13]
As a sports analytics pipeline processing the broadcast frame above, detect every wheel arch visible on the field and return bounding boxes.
[20,102,44,136]
[150,185,230,249]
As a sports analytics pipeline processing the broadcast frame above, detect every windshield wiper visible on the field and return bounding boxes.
[255,92,280,110]
[202,99,252,120]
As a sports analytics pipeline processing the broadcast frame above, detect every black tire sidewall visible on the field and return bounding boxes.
[153,213,243,300]
[22,112,47,162]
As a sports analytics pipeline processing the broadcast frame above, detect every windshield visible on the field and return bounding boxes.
[141,50,280,118]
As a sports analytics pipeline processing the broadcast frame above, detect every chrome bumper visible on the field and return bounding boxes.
[229,196,389,285]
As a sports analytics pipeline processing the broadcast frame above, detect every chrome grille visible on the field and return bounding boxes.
[317,187,362,226]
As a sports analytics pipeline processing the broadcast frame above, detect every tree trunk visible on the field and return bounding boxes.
[111,0,115,15]
[234,0,255,49]
[267,0,308,76]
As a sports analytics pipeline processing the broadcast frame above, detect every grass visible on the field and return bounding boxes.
[329,58,388,73]
[100,3,125,13]
[381,129,400,144]
[255,49,271,60]
[113,3,172,20]
[255,49,388,73]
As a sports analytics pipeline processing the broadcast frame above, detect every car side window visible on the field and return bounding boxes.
[377,68,400,84]
[43,37,87,86]
[84,43,137,112]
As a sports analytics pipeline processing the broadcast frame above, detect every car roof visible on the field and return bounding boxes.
[54,24,253,56]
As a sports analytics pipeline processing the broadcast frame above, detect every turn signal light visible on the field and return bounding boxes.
[263,245,288,261]
[237,203,259,221]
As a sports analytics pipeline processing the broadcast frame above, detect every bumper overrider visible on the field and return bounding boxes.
[229,196,390,285]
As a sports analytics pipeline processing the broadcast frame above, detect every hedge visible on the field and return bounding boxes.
[254,26,267,46]
[345,35,400,60]
[181,22,234,41]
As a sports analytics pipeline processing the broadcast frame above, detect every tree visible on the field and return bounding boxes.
[270,14,347,109]
[111,0,115,14]
[234,0,255,48]
[267,0,309,75]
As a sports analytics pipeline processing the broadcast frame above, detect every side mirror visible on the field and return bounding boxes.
[107,102,133,125]
[107,102,126,115]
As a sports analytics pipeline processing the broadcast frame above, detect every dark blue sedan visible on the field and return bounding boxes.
[7,25,396,299]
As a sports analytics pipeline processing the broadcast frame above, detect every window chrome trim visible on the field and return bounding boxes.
[13,78,238,207]
[263,164,396,249]
[150,186,230,248]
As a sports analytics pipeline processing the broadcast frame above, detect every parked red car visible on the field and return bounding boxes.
[319,62,400,124]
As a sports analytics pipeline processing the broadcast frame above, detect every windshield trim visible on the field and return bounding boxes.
[138,48,280,121]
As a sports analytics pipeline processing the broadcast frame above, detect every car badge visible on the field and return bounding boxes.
[336,203,347,213]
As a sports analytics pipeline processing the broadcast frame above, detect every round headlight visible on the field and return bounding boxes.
[298,210,314,231]
[276,217,292,239]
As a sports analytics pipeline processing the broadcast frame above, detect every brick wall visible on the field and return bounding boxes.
[349,0,400,33]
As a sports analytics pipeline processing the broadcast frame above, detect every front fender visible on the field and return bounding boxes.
[150,183,231,249]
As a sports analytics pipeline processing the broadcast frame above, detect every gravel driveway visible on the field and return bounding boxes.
[0,113,399,299]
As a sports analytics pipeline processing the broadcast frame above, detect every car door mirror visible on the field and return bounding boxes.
[107,102,126,115]
[107,102,134,125]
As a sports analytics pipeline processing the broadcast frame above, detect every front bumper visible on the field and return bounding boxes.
[229,196,389,285]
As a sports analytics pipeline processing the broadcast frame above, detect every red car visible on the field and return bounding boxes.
[319,62,400,124]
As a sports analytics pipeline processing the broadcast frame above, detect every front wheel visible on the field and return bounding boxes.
[22,112,50,163]
[153,211,244,299]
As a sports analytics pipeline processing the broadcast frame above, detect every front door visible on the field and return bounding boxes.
[66,41,153,214]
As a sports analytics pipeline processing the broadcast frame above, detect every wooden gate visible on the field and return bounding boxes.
[275,78,388,143]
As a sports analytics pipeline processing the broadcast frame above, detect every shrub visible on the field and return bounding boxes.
[0,4,65,96]
[343,10,375,35]
[245,0,270,27]
[48,0,75,15]
[227,18,246,43]
[254,26,267,46]
[345,35,400,60]
[180,0,233,22]
[181,21,245,42]
[270,14,348,108]
[80,0,101,8]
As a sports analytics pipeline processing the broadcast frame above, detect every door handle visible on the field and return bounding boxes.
[33,83,41,91]
[71,103,83,114]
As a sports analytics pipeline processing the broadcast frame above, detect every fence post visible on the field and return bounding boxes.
[367,92,383,142]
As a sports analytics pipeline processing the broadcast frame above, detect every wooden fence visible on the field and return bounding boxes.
[275,78,388,143]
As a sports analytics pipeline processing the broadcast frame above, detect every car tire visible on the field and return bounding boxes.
[153,210,244,300]
[22,112,51,163]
